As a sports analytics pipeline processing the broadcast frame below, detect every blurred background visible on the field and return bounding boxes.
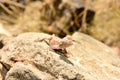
[0,0,120,56]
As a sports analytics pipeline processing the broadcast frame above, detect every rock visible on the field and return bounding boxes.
[0,32,84,80]
[69,32,120,80]
[0,32,120,80]
[0,23,13,50]
[5,62,56,80]
[0,34,12,50]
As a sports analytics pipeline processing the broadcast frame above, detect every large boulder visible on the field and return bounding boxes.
[0,32,120,80]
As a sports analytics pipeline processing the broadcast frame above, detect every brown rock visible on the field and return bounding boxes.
[0,32,84,80]
[0,32,120,80]
[69,32,120,80]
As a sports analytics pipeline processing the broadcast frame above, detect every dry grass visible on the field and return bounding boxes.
[88,0,120,47]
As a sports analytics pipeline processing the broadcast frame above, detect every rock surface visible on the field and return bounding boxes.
[0,32,120,80]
